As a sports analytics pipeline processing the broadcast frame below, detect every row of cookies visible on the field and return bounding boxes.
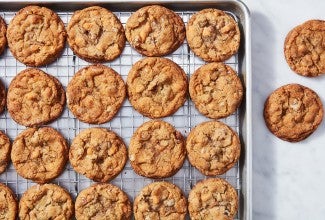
[0,177,238,219]
[0,119,240,182]
[0,5,240,66]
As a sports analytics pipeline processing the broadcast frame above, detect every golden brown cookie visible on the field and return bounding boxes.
[19,184,74,220]
[125,5,185,56]
[129,120,186,178]
[264,84,323,142]
[67,64,125,124]
[7,6,66,67]
[0,79,5,114]
[186,121,241,176]
[0,15,7,56]
[69,127,127,182]
[0,130,11,174]
[11,127,68,183]
[0,183,18,220]
[188,178,238,220]
[127,57,187,118]
[189,62,243,119]
[75,183,132,220]
[186,8,240,62]
[134,181,187,220]
[67,6,125,63]
[7,68,65,127]
[284,20,325,77]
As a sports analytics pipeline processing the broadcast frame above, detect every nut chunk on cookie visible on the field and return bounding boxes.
[188,178,238,220]
[69,128,127,182]
[264,84,323,142]
[19,184,74,220]
[7,6,66,67]
[7,68,65,127]
[75,183,132,220]
[0,130,11,174]
[67,6,125,62]
[0,79,6,114]
[134,181,187,220]
[0,183,18,220]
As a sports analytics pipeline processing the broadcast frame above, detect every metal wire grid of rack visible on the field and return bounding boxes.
[0,10,242,219]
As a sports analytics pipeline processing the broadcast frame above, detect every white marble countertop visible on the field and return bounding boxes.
[245,0,325,219]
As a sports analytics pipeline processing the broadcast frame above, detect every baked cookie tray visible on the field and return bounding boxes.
[0,0,252,219]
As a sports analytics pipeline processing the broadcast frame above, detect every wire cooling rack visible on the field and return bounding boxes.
[0,10,241,219]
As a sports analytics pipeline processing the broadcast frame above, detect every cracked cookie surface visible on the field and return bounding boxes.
[0,131,10,174]
[129,120,186,178]
[11,127,68,183]
[7,6,66,67]
[284,20,325,77]
[19,184,74,220]
[134,181,187,220]
[7,68,65,127]
[75,183,132,220]
[186,121,241,176]
[69,128,127,182]
[67,65,125,124]
[186,8,240,62]
[0,183,18,220]
[189,62,243,119]
[126,5,185,56]
[0,79,5,114]
[0,16,7,56]
[264,84,323,142]
[127,57,187,118]
[67,6,125,62]
[188,178,238,220]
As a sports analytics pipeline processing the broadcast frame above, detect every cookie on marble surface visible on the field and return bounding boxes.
[7,6,66,67]
[189,62,243,119]
[7,68,65,127]
[129,120,186,178]
[75,183,132,220]
[11,127,68,183]
[69,127,127,182]
[284,20,325,77]
[0,130,11,174]
[134,181,187,220]
[0,15,7,56]
[188,178,238,220]
[67,64,125,124]
[125,5,185,56]
[127,57,187,118]
[186,121,241,176]
[186,8,240,62]
[19,184,74,220]
[0,183,18,220]
[0,79,5,114]
[67,6,125,63]
[264,83,323,142]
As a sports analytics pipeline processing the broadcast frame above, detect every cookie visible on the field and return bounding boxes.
[186,8,240,62]
[186,121,240,176]
[69,127,127,182]
[188,178,238,220]
[129,120,186,178]
[0,183,18,220]
[7,6,66,67]
[284,20,325,77]
[67,64,125,124]
[19,184,74,220]
[75,183,132,220]
[134,181,187,220]
[125,5,185,56]
[11,127,68,183]
[189,62,243,119]
[127,57,187,118]
[0,15,7,56]
[0,130,11,174]
[0,79,5,114]
[67,6,125,63]
[7,68,65,127]
[264,84,323,142]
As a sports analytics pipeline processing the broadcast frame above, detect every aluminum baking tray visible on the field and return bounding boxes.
[0,1,252,219]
